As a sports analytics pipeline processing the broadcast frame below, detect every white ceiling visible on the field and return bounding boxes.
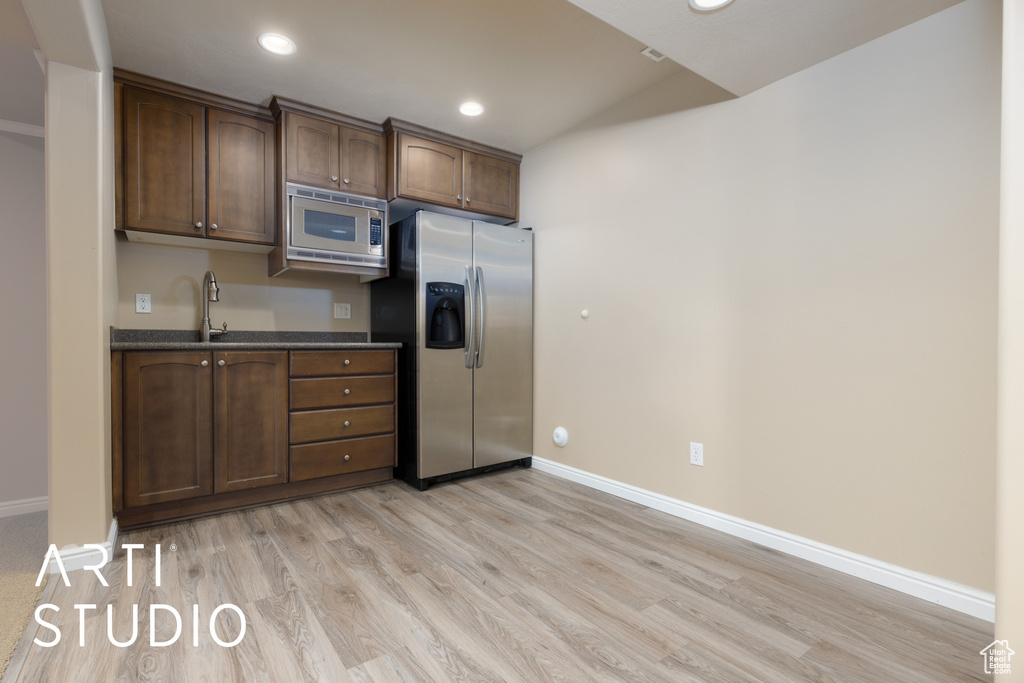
[566,0,964,97]
[98,0,695,154]
[4,0,966,152]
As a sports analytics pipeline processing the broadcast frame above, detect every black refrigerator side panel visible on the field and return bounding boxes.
[370,215,418,483]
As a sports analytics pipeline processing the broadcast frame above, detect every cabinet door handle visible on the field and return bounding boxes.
[201,360,209,367]
[466,197,471,203]
[195,222,203,229]
[210,224,218,230]
[344,389,351,395]
[343,420,351,427]
[331,175,339,182]
[456,194,462,201]
[218,359,226,366]
[343,178,350,184]
[344,455,351,462]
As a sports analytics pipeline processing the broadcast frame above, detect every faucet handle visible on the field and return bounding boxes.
[210,322,228,338]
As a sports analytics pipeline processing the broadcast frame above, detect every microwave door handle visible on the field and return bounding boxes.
[475,266,485,368]
[464,265,476,369]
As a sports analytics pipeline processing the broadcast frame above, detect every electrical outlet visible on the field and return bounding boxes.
[690,442,704,466]
[136,293,151,314]
[334,303,351,320]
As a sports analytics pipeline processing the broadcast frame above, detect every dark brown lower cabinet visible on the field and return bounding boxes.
[121,350,288,511]
[214,351,288,493]
[114,348,396,528]
[123,351,214,508]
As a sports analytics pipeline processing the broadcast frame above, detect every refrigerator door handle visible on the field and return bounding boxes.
[476,265,486,368]
[464,265,476,369]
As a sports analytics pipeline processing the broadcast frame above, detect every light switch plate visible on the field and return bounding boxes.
[334,303,351,319]
[136,293,151,314]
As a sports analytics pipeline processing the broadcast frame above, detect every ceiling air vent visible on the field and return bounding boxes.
[640,47,666,63]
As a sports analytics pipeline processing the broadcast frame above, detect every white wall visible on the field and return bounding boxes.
[24,0,119,550]
[115,242,371,332]
[0,131,47,507]
[998,0,1024,663]
[521,0,1000,591]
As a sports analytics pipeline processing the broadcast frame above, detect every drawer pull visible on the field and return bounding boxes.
[344,455,350,462]
[344,388,351,395]
[343,420,351,427]
[344,359,351,366]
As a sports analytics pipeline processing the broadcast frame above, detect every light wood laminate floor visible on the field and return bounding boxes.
[5,468,993,682]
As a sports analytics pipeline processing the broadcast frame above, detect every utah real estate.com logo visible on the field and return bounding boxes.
[980,640,1015,676]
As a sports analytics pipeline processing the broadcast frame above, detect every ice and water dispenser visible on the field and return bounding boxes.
[425,282,465,349]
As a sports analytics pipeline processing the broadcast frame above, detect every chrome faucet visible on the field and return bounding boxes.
[201,270,227,342]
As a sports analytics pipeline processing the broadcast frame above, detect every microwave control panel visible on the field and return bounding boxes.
[370,218,383,246]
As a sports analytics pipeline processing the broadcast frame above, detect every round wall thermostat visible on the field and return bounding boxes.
[553,427,569,447]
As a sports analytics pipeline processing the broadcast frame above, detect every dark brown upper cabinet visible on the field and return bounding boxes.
[275,101,387,199]
[341,126,388,198]
[284,111,338,190]
[385,120,521,222]
[123,86,206,237]
[207,110,275,244]
[463,151,519,220]
[395,134,463,209]
[116,71,277,247]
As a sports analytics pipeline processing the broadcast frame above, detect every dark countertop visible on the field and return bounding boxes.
[110,328,401,351]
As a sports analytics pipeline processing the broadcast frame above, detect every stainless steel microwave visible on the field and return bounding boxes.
[286,183,387,270]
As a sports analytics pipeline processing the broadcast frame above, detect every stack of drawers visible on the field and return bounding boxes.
[289,350,397,481]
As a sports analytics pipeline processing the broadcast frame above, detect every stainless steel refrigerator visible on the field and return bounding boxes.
[370,211,533,489]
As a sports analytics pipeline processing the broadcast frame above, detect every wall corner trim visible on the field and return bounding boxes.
[0,496,48,518]
[531,457,995,622]
[48,517,119,574]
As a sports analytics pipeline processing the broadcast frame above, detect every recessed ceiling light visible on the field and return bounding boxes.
[258,33,296,56]
[459,102,485,117]
[689,0,735,11]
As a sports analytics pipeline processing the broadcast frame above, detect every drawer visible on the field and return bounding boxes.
[290,350,394,377]
[290,404,395,444]
[290,434,396,481]
[290,376,394,410]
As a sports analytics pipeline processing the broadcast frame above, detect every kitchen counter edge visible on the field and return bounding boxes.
[111,341,402,351]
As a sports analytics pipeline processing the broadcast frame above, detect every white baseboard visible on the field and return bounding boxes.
[531,457,995,623]
[0,496,48,518]
[48,517,119,574]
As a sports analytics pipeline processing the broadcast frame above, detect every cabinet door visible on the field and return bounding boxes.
[114,82,124,231]
[397,133,463,208]
[207,109,276,244]
[340,127,387,198]
[464,151,519,220]
[123,352,213,507]
[285,111,340,190]
[214,351,288,493]
[123,87,205,236]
